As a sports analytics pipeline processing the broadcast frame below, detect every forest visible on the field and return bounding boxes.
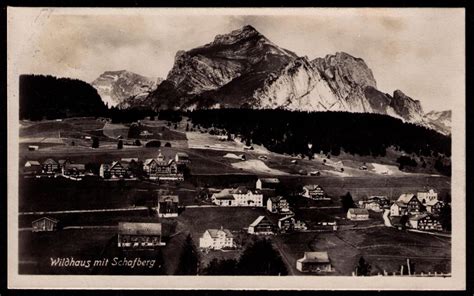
[188,109,451,158]
[19,74,108,120]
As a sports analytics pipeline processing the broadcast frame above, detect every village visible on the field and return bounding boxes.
[20,142,451,276]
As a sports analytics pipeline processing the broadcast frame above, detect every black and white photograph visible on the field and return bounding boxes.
[6,7,466,290]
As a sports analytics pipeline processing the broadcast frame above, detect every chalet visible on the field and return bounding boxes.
[296,252,334,273]
[248,216,275,235]
[99,161,130,179]
[32,217,59,232]
[347,208,369,221]
[266,196,290,213]
[42,158,59,174]
[199,227,234,250]
[390,202,408,217]
[408,214,443,231]
[416,189,443,214]
[211,187,263,207]
[397,193,423,214]
[143,152,182,181]
[256,178,280,190]
[302,185,328,200]
[426,200,445,215]
[157,195,179,217]
[278,215,307,232]
[117,222,165,248]
[175,152,190,164]
[62,163,86,177]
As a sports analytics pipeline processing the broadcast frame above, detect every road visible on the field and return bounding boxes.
[271,237,298,275]
[19,206,148,215]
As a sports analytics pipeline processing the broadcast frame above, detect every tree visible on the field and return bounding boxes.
[237,239,288,275]
[439,203,451,231]
[176,234,198,275]
[355,256,371,276]
[117,140,123,150]
[341,192,355,213]
[134,139,141,146]
[92,137,99,149]
[186,123,189,131]
[165,142,172,147]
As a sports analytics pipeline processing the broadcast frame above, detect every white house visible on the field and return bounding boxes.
[199,228,234,250]
[417,189,438,204]
[390,202,408,217]
[346,208,369,221]
[302,185,328,200]
[266,196,290,213]
[211,187,263,207]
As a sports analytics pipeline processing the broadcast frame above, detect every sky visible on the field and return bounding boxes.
[9,8,465,112]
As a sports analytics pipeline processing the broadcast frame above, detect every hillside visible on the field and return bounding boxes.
[20,75,108,120]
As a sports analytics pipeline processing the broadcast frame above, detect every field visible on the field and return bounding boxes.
[17,117,452,276]
[275,227,451,276]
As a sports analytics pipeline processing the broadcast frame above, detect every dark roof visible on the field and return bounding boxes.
[258,178,280,184]
[118,222,162,235]
[206,228,233,238]
[298,252,330,263]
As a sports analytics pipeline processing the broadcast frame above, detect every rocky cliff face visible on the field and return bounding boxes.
[144,25,449,135]
[423,110,452,135]
[92,70,160,108]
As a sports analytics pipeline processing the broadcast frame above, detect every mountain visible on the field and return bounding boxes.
[142,25,447,134]
[91,70,160,108]
[20,74,108,120]
[423,110,452,135]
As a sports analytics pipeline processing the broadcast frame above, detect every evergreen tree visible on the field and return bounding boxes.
[237,239,287,275]
[355,256,371,276]
[92,137,99,149]
[341,192,355,213]
[117,140,123,150]
[176,234,198,275]
[439,203,452,231]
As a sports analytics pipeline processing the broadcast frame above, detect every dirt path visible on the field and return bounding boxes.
[19,206,148,215]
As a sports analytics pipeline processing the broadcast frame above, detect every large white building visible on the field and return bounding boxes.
[211,186,263,207]
[199,228,234,250]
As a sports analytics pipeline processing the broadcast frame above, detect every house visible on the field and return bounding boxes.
[346,208,369,221]
[360,196,390,212]
[157,195,179,217]
[211,187,263,207]
[248,216,275,235]
[58,159,71,170]
[397,193,423,214]
[32,217,59,232]
[302,185,328,200]
[199,227,234,250]
[24,160,41,167]
[417,189,438,204]
[426,200,445,215]
[117,222,165,248]
[42,158,59,174]
[296,252,334,273]
[211,189,236,206]
[256,178,280,190]
[175,152,190,163]
[143,152,182,180]
[278,215,307,232]
[100,161,130,179]
[62,163,86,177]
[416,189,442,214]
[266,196,290,213]
[408,214,443,231]
[390,202,408,217]
[28,145,39,151]
[315,221,339,231]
